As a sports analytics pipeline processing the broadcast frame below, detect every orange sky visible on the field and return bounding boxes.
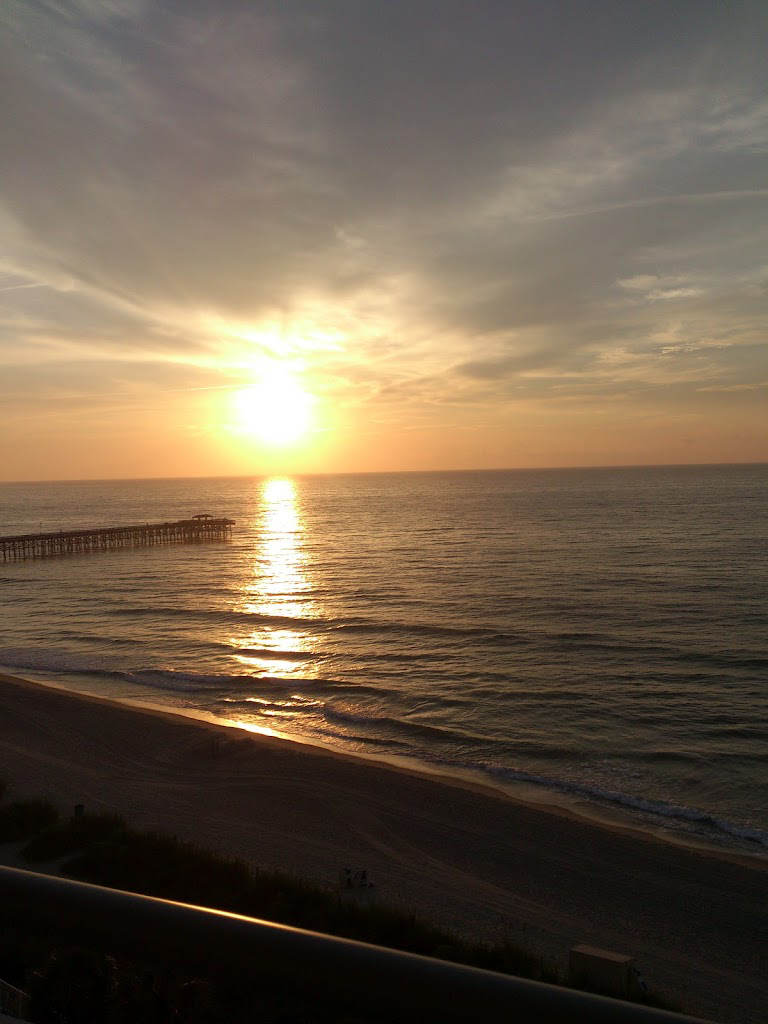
[1,2,766,481]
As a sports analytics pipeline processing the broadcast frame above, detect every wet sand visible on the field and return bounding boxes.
[0,672,765,1022]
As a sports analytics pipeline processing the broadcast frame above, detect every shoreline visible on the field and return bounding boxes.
[2,671,767,1023]
[3,669,766,872]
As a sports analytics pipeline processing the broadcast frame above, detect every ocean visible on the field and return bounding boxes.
[1,465,766,854]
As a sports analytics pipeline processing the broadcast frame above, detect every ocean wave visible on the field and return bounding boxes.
[666,650,768,670]
[0,648,120,679]
[121,667,331,693]
[59,633,149,647]
[309,681,402,698]
[638,748,767,765]
[541,634,768,672]
[356,651,441,663]
[331,617,533,646]
[318,708,587,761]
[310,729,404,750]
[103,606,324,630]
[218,695,322,713]
[320,706,561,752]
[643,749,708,763]
[234,648,317,661]
[323,706,463,741]
[0,649,413,703]
[484,764,768,848]
[0,650,324,696]
[699,725,768,741]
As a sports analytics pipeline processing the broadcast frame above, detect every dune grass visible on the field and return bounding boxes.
[59,826,548,979]
[0,799,59,842]
[0,791,679,1018]
[21,812,126,863]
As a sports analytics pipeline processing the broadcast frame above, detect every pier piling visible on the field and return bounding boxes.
[0,516,235,561]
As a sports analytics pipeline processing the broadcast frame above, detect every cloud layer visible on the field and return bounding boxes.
[1,0,766,477]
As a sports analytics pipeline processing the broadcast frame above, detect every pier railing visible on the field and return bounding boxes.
[0,866,712,1023]
[0,516,234,561]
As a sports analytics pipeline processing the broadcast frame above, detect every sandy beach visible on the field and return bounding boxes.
[0,673,765,1023]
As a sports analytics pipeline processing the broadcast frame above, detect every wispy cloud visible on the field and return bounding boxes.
[1,0,766,475]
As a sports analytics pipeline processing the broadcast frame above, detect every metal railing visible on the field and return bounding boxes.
[0,866,713,1023]
[0,977,30,1021]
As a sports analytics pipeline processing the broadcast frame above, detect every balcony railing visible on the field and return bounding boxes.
[0,977,30,1021]
[0,865,712,1023]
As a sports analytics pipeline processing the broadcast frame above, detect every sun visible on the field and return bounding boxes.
[232,369,312,446]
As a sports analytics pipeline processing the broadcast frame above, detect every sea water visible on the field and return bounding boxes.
[1,465,766,852]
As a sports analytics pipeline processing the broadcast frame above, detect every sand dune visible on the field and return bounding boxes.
[0,673,765,1023]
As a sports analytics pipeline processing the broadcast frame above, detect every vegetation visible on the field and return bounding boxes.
[22,812,126,863]
[0,791,676,1020]
[0,799,59,842]
[58,826,549,980]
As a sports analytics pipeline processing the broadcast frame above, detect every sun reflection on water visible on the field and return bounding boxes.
[234,477,320,678]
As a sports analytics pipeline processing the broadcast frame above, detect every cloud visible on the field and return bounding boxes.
[616,275,706,303]
[1,0,767,473]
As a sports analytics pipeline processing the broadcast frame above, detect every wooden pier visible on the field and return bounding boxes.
[0,514,235,561]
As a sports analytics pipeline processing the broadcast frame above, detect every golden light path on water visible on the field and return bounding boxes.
[231,479,322,723]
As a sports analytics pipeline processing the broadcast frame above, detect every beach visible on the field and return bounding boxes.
[0,673,765,1023]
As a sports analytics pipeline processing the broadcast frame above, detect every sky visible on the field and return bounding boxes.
[1,0,766,481]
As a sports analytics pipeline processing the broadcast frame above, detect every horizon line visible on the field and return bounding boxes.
[1,460,766,486]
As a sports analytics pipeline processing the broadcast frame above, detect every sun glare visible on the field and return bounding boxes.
[233,369,312,446]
